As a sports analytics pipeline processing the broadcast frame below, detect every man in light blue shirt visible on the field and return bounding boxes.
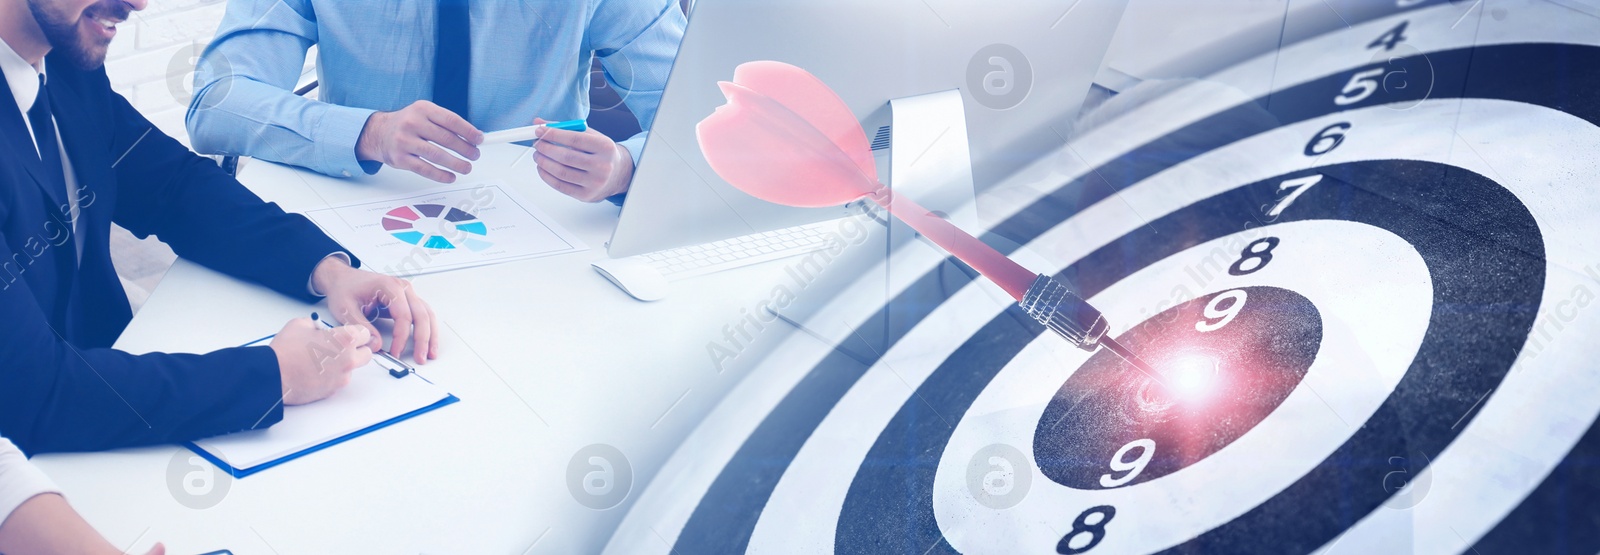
[187,0,685,203]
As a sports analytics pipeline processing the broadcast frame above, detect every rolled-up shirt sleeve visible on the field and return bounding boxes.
[591,0,686,171]
[0,437,60,526]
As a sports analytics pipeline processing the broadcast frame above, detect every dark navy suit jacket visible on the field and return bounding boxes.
[0,52,354,454]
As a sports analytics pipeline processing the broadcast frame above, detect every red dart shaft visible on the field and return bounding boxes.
[866,185,1036,301]
[863,185,1115,354]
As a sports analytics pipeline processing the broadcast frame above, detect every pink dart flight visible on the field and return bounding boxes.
[695,61,1166,378]
[696,60,1036,300]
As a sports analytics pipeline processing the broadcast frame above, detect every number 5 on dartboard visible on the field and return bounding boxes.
[1334,67,1387,105]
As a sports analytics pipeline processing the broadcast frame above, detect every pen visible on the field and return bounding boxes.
[310,312,413,378]
[481,119,588,144]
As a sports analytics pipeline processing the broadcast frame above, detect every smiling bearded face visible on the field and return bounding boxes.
[26,0,131,70]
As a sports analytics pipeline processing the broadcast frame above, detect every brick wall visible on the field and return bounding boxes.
[105,0,227,145]
[107,0,315,146]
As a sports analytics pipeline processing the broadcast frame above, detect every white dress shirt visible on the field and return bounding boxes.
[0,37,81,257]
[0,436,60,527]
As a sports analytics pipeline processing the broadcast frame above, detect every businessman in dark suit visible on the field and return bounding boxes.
[0,0,440,454]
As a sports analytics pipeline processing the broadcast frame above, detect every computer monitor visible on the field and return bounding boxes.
[606,0,1128,257]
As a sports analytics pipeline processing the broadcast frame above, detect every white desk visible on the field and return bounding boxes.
[30,145,846,554]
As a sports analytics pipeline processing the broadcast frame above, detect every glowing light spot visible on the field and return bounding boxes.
[1163,354,1221,401]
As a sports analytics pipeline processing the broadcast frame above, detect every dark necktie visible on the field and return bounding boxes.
[26,74,68,211]
[25,74,79,266]
[433,0,471,118]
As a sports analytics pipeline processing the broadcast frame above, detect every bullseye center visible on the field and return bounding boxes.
[1137,351,1225,412]
[1034,286,1322,490]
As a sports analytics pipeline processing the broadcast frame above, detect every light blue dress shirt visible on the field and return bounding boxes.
[187,0,685,179]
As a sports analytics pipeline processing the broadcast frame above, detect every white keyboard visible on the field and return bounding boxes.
[639,220,838,279]
[593,219,858,301]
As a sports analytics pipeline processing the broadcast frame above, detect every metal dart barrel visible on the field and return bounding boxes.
[828,191,1158,374]
[1019,274,1160,376]
[1019,274,1110,350]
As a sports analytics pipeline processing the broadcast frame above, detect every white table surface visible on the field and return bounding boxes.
[29,144,838,555]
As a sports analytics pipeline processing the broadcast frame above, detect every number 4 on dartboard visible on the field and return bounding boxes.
[1368,21,1409,51]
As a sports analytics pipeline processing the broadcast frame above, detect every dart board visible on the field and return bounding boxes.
[607,0,1600,553]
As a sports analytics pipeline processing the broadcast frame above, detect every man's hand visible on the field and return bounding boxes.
[270,317,372,406]
[531,117,634,202]
[310,256,438,365]
[356,100,485,183]
[0,493,165,555]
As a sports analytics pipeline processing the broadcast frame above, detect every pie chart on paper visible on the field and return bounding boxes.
[303,182,587,277]
[380,203,494,252]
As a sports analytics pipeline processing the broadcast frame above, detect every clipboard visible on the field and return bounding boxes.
[184,319,459,478]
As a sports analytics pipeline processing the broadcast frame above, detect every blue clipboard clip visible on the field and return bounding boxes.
[311,312,414,378]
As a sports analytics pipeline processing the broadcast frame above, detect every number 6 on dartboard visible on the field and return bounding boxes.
[1303,125,1349,157]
